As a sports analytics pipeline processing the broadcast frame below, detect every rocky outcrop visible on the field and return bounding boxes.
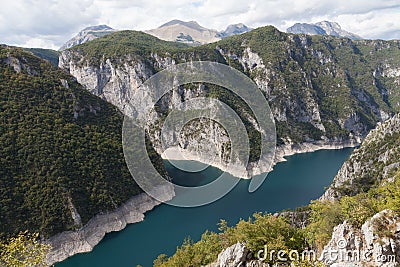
[321,114,400,201]
[45,184,174,266]
[3,53,38,75]
[321,210,400,267]
[205,242,249,267]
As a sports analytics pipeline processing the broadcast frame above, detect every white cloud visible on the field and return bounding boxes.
[20,36,60,50]
[337,7,400,39]
[0,0,399,49]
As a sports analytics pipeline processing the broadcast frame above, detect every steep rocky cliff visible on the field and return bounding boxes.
[59,27,400,177]
[321,113,400,200]
[314,114,400,266]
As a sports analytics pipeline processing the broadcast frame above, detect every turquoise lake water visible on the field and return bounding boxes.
[57,148,352,267]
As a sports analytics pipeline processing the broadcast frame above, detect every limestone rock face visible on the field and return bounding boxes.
[206,242,249,267]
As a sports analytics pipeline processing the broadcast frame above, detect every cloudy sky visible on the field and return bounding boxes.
[1,0,399,49]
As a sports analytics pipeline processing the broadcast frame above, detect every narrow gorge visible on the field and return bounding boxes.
[2,25,400,266]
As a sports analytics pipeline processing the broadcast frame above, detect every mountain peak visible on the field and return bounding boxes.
[159,19,185,27]
[82,25,114,32]
[220,23,252,37]
[146,20,220,44]
[146,20,252,45]
[159,20,205,31]
[316,21,341,28]
[287,21,362,40]
[60,25,116,50]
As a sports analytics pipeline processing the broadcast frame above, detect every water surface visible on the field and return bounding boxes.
[57,148,352,267]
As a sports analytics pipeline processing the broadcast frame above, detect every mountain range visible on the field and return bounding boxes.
[59,20,252,50]
[59,20,364,51]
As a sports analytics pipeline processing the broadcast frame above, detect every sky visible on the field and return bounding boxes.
[0,0,399,50]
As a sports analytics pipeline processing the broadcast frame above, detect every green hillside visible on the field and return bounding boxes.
[0,46,167,238]
[23,48,60,66]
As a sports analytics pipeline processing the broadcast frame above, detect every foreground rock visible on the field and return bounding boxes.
[205,242,249,267]
[205,210,399,267]
[321,210,400,267]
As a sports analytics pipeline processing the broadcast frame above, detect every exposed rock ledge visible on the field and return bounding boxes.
[274,139,359,164]
[162,139,360,179]
[45,184,174,266]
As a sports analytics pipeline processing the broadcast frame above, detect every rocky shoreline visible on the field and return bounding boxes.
[45,184,174,266]
[162,139,360,179]
[273,139,359,164]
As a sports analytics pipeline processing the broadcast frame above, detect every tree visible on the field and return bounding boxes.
[0,231,51,267]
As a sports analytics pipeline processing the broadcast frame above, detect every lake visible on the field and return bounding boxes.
[57,148,352,267]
